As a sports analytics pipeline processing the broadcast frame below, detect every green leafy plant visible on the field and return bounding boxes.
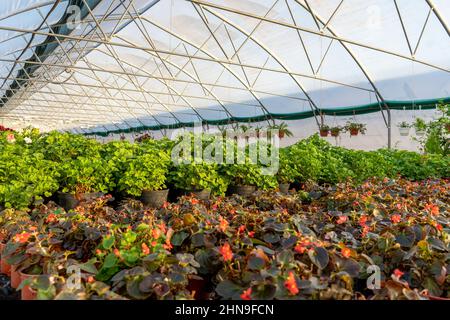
[0,143,60,209]
[269,122,293,138]
[415,103,449,156]
[276,148,298,184]
[222,163,277,190]
[59,156,115,194]
[169,163,228,195]
[287,141,322,182]
[319,124,330,136]
[398,121,410,128]
[118,149,171,197]
[32,131,102,162]
[330,126,344,137]
[379,149,449,180]
[345,122,367,135]
[413,118,427,132]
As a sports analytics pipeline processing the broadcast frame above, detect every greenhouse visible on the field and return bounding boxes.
[0,0,449,303]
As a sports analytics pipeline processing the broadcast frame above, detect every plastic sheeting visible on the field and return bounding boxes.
[0,0,448,134]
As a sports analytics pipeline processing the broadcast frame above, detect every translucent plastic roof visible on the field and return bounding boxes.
[0,0,449,134]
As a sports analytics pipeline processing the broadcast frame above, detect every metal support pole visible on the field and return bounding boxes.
[387,108,392,149]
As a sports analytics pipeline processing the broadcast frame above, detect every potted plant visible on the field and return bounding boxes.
[276,149,298,193]
[10,229,51,292]
[413,118,427,136]
[345,122,367,136]
[0,230,8,266]
[278,122,293,139]
[269,122,293,139]
[118,150,171,207]
[319,124,330,137]
[397,121,411,136]
[222,162,277,197]
[0,149,60,211]
[17,272,44,300]
[254,125,263,138]
[57,156,115,210]
[330,126,343,137]
[242,125,258,139]
[0,209,32,276]
[169,163,228,200]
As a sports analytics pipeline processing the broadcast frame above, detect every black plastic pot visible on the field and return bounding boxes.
[228,185,256,197]
[290,181,305,191]
[279,183,290,194]
[109,191,127,207]
[183,189,211,201]
[56,191,104,211]
[187,276,210,300]
[141,189,169,208]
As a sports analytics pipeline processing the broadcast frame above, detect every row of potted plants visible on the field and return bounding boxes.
[0,177,448,300]
[319,122,367,137]
[397,118,428,136]
[397,104,449,156]
[1,130,449,212]
[0,130,281,211]
[218,122,294,139]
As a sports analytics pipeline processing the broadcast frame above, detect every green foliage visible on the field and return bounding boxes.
[222,163,278,190]
[276,148,298,183]
[269,122,293,137]
[344,122,367,134]
[59,156,115,194]
[289,134,449,183]
[101,140,138,187]
[169,163,228,195]
[0,142,59,209]
[118,149,171,196]
[415,103,449,156]
[0,127,448,210]
[32,131,102,162]
[379,149,449,180]
[286,138,322,182]
[413,118,427,131]
[397,121,410,128]
[337,149,394,182]
[317,148,353,183]
[330,126,344,136]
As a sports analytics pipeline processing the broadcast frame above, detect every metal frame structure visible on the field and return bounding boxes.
[0,0,448,146]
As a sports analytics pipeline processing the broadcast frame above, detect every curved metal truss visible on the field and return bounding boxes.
[0,0,448,140]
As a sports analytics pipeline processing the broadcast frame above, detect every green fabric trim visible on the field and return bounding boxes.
[85,97,449,136]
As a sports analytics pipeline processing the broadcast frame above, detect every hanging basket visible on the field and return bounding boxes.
[319,129,329,137]
[399,127,410,136]
[349,128,359,136]
[415,129,426,136]
[330,131,339,137]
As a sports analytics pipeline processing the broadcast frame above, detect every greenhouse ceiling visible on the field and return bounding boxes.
[0,0,449,134]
